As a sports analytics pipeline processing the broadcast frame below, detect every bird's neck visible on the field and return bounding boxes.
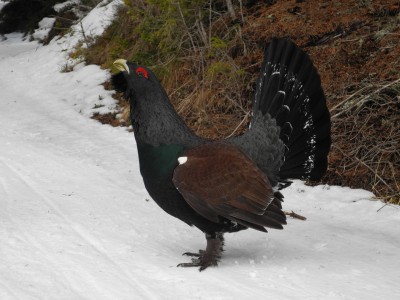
[131,97,200,146]
[130,96,202,180]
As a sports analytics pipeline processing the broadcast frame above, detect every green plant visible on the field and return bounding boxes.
[207,61,244,80]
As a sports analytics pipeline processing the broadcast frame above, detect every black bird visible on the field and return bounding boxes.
[112,38,331,271]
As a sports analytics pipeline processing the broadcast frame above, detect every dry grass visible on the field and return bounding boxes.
[163,61,252,139]
[325,79,400,204]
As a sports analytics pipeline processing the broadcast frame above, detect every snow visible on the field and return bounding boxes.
[79,0,122,40]
[54,0,80,13]
[1,1,400,299]
[0,0,8,12]
[32,17,56,42]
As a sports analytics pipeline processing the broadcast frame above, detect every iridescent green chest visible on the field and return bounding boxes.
[137,143,185,178]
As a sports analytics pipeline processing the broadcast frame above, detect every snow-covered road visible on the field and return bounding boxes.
[1,3,399,299]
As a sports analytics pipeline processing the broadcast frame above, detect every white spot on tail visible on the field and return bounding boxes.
[278,90,286,96]
[178,156,188,165]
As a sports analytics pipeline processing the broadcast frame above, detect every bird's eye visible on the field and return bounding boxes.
[135,67,149,79]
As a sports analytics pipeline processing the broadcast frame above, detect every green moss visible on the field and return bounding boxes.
[207,61,245,80]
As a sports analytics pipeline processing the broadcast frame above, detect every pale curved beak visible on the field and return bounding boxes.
[113,59,130,74]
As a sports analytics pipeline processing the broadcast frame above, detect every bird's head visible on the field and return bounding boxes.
[112,59,174,118]
[112,59,157,97]
[111,59,188,140]
[112,59,164,126]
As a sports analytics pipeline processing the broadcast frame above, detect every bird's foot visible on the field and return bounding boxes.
[182,250,205,257]
[177,233,224,271]
[177,252,220,271]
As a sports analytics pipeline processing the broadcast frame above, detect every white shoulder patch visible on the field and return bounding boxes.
[177,156,188,165]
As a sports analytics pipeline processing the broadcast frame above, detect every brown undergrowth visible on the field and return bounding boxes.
[325,79,400,203]
[82,0,399,204]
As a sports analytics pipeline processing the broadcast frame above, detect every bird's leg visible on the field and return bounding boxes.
[178,233,224,271]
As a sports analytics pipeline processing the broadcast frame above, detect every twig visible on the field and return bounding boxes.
[377,203,388,212]
[208,0,212,46]
[176,1,196,51]
[284,211,307,221]
[225,0,236,20]
[225,111,249,138]
[80,21,90,47]
[354,157,394,192]
[331,78,400,119]
[377,202,399,212]
[330,85,370,113]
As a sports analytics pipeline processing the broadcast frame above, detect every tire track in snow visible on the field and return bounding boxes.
[0,279,20,300]
[1,181,82,298]
[0,158,159,300]
[0,159,90,300]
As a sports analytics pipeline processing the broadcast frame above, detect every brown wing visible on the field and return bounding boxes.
[172,143,286,232]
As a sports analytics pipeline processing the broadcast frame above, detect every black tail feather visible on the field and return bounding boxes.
[254,38,331,181]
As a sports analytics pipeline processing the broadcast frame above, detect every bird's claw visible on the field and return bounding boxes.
[178,250,219,271]
[178,233,224,271]
[182,250,205,257]
[177,256,218,271]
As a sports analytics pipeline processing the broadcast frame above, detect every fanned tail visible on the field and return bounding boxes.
[253,38,331,181]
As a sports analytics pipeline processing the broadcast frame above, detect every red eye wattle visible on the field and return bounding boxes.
[136,67,148,79]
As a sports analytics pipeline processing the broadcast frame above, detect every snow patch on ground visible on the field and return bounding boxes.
[32,17,56,41]
[54,0,80,13]
[0,1,399,299]
[0,0,9,12]
[75,0,122,42]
